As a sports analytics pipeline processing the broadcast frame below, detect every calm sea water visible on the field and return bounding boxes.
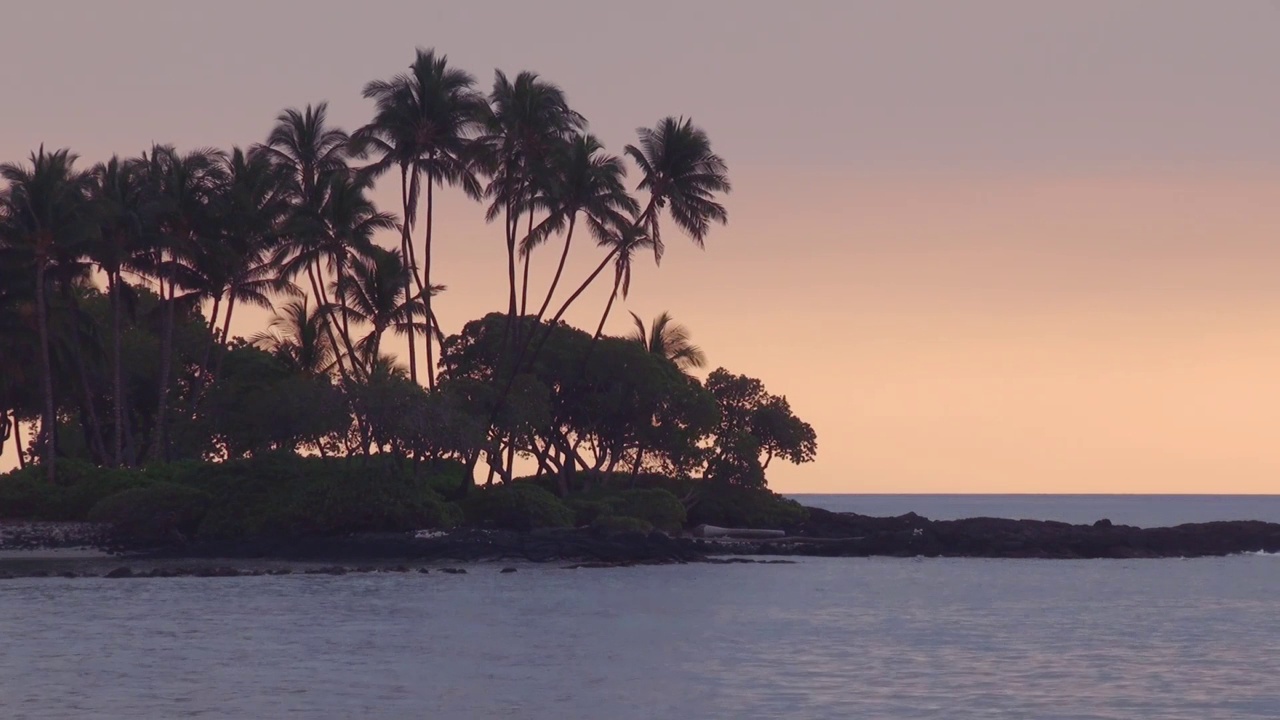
[2,496,1279,719]
[795,494,1280,527]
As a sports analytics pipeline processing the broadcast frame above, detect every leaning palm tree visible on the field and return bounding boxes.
[353,49,485,387]
[0,147,96,480]
[257,104,355,378]
[550,117,730,331]
[627,311,707,372]
[479,70,584,325]
[520,133,638,323]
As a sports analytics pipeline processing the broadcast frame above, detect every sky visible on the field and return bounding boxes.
[2,1,1280,493]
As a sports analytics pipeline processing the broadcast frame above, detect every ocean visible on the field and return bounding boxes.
[2,495,1277,719]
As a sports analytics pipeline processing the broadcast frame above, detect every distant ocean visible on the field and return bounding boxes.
[790,493,1280,527]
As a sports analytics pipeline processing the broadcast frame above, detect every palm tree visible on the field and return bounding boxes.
[549,117,730,332]
[521,133,637,323]
[283,171,397,379]
[0,147,96,480]
[479,70,584,326]
[331,246,433,373]
[257,103,355,379]
[354,49,486,387]
[628,311,707,372]
[190,147,297,392]
[134,144,227,462]
[90,155,151,466]
[257,103,350,206]
[251,298,337,377]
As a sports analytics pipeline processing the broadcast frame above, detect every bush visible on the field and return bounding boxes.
[195,454,461,540]
[687,485,809,530]
[565,498,614,527]
[0,471,63,520]
[0,461,154,520]
[461,482,574,531]
[88,484,212,544]
[603,488,687,533]
[591,514,653,535]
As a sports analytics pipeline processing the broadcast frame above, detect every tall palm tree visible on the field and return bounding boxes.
[627,311,707,372]
[251,298,337,377]
[257,103,354,378]
[191,147,297,392]
[134,144,227,462]
[479,70,584,326]
[331,246,432,373]
[0,147,96,480]
[282,171,396,378]
[550,117,730,331]
[354,49,486,387]
[90,155,151,466]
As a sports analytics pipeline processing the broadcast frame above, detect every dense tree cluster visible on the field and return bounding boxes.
[0,48,815,496]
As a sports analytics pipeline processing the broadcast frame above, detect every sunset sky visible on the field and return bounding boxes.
[3,1,1279,492]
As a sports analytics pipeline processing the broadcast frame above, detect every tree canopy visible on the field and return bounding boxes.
[0,46,815,497]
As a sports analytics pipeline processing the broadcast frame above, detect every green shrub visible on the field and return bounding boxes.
[687,485,809,530]
[0,470,64,519]
[88,483,212,544]
[461,482,574,531]
[0,461,154,520]
[195,454,461,540]
[591,514,653,535]
[565,498,614,527]
[603,488,687,533]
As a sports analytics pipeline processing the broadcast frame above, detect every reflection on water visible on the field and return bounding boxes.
[2,556,1278,719]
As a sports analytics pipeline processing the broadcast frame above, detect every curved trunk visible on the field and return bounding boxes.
[35,261,56,480]
[593,272,622,340]
[534,214,577,321]
[13,414,26,469]
[308,261,351,382]
[333,255,362,378]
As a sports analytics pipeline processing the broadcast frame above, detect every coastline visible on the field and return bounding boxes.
[5,503,1280,579]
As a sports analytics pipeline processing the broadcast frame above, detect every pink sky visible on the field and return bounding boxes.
[3,1,1279,492]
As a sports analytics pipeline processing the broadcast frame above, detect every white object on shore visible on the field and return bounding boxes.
[692,525,786,539]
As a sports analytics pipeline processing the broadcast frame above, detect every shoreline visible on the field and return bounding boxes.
[4,505,1280,579]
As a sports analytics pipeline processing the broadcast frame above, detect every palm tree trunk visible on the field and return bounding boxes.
[308,262,352,381]
[399,167,419,385]
[593,272,622,340]
[13,414,26,469]
[534,214,577,321]
[210,295,237,387]
[333,256,363,378]
[505,198,519,321]
[519,210,534,317]
[35,261,56,481]
[110,271,125,467]
[550,247,616,327]
[154,276,176,462]
[423,174,437,389]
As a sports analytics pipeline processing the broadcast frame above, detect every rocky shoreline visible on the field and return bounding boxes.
[3,506,1279,579]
